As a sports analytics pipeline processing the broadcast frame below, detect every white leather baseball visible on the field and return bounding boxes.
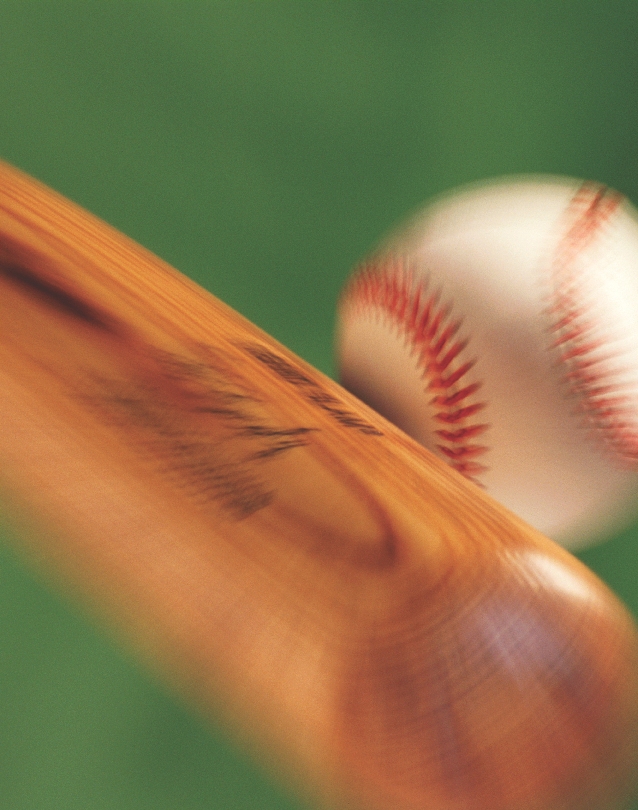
[337,177,638,548]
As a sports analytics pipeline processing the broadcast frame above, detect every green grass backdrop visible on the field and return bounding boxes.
[1,3,638,808]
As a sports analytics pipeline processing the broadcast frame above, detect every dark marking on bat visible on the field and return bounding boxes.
[307,390,384,434]
[244,346,316,387]
[241,425,315,439]
[80,375,275,518]
[243,343,383,436]
[77,348,317,520]
[243,425,315,460]
[0,261,116,333]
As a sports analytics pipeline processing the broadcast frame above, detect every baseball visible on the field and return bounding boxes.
[337,176,638,548]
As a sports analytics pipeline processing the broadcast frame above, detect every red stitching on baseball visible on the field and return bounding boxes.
[341,258,490,482]
[548,183,638,467]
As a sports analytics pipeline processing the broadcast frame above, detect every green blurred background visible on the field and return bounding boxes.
[1,2,638,808]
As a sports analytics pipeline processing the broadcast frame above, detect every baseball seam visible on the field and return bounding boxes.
[548,183,638,467]
[340,258,490,482]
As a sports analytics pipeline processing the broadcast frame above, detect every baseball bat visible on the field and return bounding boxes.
[0,160,636,810]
